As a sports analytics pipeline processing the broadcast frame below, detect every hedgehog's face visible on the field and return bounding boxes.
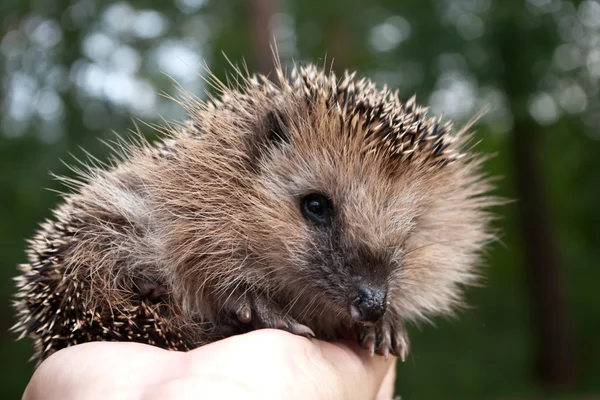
[243,101,488,325]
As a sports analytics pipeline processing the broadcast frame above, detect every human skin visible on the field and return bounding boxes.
[23,329,397,400]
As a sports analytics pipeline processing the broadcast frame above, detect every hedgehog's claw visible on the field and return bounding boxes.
[358,324,376,355]
[377,315,410,361]
[394,329,410,362]
[219,289,313,339]
[236,304,252,324]
[358,315,410,360]
[275,319,315,338]
[246,292,313,338]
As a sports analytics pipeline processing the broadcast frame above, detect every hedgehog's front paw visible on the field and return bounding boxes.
[221,290,315,338]
[357,315,410,361]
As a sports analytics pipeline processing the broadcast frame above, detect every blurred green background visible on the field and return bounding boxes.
[1,0,599,398]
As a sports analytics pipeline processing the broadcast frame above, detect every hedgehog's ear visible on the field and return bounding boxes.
[262,109,290,148]
[248,109,291,159]
[246,109,291,170]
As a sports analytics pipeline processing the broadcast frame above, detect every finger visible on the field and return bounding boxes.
[313,339,393,400]
[23,342,176,400]
[376,358,397,400]
[182,329,393,400]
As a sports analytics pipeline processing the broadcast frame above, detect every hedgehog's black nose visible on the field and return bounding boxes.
[349,283,387,323]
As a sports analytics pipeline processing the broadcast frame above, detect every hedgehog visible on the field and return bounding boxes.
[13,61,496,365]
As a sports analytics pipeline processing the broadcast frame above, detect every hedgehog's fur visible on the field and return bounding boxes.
[13,61,496,364]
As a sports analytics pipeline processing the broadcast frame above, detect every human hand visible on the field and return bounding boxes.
[23,329,397,400]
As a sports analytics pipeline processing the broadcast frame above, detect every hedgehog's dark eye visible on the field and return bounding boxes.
[301,193,333,227]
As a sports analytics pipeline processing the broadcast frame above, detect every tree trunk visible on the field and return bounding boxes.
[511,119,577,387]
[497,11,577,387]
[247,0,278,76]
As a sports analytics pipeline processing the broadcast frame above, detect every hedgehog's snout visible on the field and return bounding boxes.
[349,282,388,323]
